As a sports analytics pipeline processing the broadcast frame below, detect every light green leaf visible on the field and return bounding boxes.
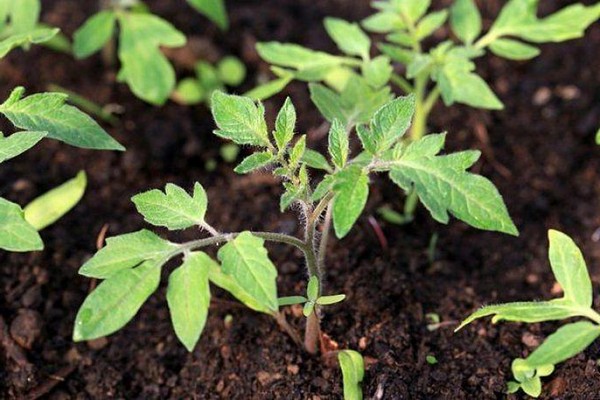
[167,252,211,352]
[278,296,307,306]
[217,56,246,86]
[456,300,586,331]
[596,128,600,145]
[328,119,349,169]
[73,260,162,341]
[361,11,404,34]
[338,350,364,400]
[0,131,46,163]
[0,87,124,151]
[519,375,542,397]
[362,55,392,88]
[211,91,269,146]
[73,11,116,59]
[217,232,279,312]
[437,60,503,110]
[302,149,332,172]
[303,301,315,317]
[548,230,592,308]
[245,75,293,100]
[132,183,208,230]
[0,197,43,252]
[0,27,59,58]
[324,17,370,59]
[79,230,176,279]
[526,321,600,367]
[173,78,205,105]
[450,0,481,45]
[361,95,415,155]
[186,0,228,30]
[332,166,369,238]
[316,294,346,305]
[388,134,517,235]
[378,43,414,65]
[6,0,40,34]
[274,97,296,150]
[307,276,319,301]
[489,38,540,60]
[256,42,345,79]
[415,10,448,41]
[234,151,274,174]
[24,170,86,230]
[117,13,186,105]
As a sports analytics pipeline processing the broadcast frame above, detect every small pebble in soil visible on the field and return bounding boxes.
[533,87,552,106]
[359,336,368,350]
[10,309,43,349]
[522,332,541,348]
[86,337,108,350]
[256,371,283,386]
[287,364,299,375]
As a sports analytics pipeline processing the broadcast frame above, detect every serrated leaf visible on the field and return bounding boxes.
[132,183,208,230]
[316,294,346,305]
[274,97,296,149]
[332,166,369,238]
[73,260,162,341]
[211,91,269,146]
[234,151,274,174]
[79,230,176,279]
[437,60,503,110]
[0,87,124,151]
[366,95,415,154]
[328,119,349,169]
[548,230,592,308]
[117,13,186,105]
[24,170,86,230]
[362,55,392,88]
[167,252,211,352]
[324,17,370,59]
[526,321,600,368]
[73,11,116,59]
[186,0,228,30]
[217,232,279,312]
[489,38,540,60]
[415,10,448,41]
[388,134,517,235]
[0,197,43,252]
[311,175,335,202]
[338,350,364,400]
[301,149,333,172]
[450,0,481,45]
[0,131,46,163]
[289,135,306,168]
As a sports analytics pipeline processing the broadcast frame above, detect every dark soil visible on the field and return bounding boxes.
[1,0,600,398]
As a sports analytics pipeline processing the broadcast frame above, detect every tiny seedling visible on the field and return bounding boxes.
[72,91,517,358]
[457,230,600,398]
[338,350,365,400]
[0,87,123,252]
[250,0,600,220]
[172,56,246,106]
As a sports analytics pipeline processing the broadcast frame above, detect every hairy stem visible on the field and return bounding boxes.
[177,231,308,254]
[274,312,303,347]
[317,203,333,272]
[304,312,321,355]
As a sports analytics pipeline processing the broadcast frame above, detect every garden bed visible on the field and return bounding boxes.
[1,0,599,398]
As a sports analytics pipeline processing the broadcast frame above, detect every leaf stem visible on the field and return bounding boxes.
[177,231,308,254]
[390,73,414,93]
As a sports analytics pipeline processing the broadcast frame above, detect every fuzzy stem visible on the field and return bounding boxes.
[274,312,303,347]
[317,203,333,272]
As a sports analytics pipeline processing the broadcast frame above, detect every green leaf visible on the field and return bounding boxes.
[274,97,296,150]
[300,150,331,173]
[211,91,269,146]
[328,119,349,169]
[378,43,414,65]
[234,151,274,174]
[526,321,600,368]
[456,301,586,331]
[596,128,600,145]
[0,87,124,151]
[73,260,162,341]
[0,27,59,58]
[217,56,246,86]
[450,0,482,45]
[117,13,186,105]
[73,11,116,59]
[362,55,392,88]
[489,38,540,60]
[24,170,86,230]
[0,131,46,163]
[519,375,542,397]
[303,301,315,317]
[173,78,204,105]
[332,166,369,238]
[79,230,176,279]
[256,42,345,79]
[0,197,43,252]
[307,276,319,301]
[132,183,208,230]
[6,0,40,34]
[167,252,211,352]
[415,10,448,41]
[338,350,364,400]
[324,17,371,59]
[388,134,517,235]
[217,232,279,313]
[361,95,415,155]
[437,60,503,110]
[278,296,307,306]
[548,230,592,308]
[316,294,346,305]
[245,75,293,100]
[362,11,404,34]
[186,0,228,30]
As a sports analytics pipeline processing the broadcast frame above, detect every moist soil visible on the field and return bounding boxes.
[1,0,599,399]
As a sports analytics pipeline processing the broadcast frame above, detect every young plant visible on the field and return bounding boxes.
[72,1,186,105]
[172,56,246,106]
[457,230,600,398]
[72,91,516,356]
[250,0,600,220]
[0,87,123,252]
[338,350,365,400]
